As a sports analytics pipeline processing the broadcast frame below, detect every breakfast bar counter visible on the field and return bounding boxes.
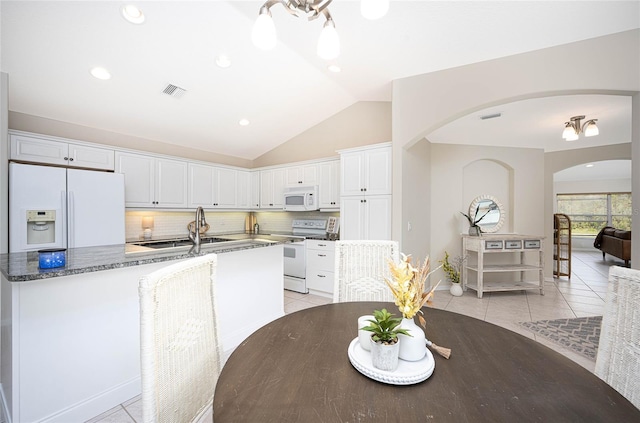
[0,233,291,423]
[0,232,296,282]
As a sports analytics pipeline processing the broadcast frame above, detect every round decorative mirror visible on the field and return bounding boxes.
[468,195,505,233]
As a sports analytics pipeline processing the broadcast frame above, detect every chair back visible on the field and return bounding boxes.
[595,265,640,409]
[333,240,399,302]
[139,254,223,423]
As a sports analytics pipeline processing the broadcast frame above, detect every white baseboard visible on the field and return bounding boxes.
[36,377,140,423]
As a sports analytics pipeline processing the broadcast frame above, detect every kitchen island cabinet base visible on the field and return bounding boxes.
[0,245,284,423]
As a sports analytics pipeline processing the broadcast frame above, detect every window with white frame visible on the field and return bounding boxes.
[556,193,632,235]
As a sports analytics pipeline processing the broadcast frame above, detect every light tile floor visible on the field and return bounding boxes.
[86,251,622,423]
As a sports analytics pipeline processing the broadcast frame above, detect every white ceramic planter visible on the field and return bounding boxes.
[357,315,374,351]
[450,283,463,297]
[370,338,400,371]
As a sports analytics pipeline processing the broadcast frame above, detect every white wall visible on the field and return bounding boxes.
[428,143,544,284]
[554,178,631,196]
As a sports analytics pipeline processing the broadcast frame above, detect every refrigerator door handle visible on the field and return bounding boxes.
[67,191,74,249]
[61,190,68,248]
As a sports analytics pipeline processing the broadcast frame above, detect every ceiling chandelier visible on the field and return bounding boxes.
[562,115,599,141]
[251,0,389,60]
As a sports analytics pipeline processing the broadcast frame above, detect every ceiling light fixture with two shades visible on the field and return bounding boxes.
[562,115,599,141]
[251,0,389,60]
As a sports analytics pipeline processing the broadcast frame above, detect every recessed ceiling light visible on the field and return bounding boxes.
[239,119,250,126]
[90,67,111,80]
[328,65,341,73]
[586,163,595,168]
[216,55,232,69]
[121,5,145,24]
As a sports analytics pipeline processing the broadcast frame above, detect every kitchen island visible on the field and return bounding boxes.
[0,234,293,423]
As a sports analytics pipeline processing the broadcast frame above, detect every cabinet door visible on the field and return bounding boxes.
[365,195,392,240]
[155,158,188,208]
[261,168,286,208]
[340,152,365,196]
[188,163,215,208]
[115,152,155,207]
[250,171,260,209]
[340,196,365,240]
[285,164,318,186]
[271,168,286,208]
[10,134,69,166]
[260,170,275,208]
[214,167,237,208]
[68,144,115,170]
[236,170,251,209]
[364,147,392,195]
[319,160,340,209]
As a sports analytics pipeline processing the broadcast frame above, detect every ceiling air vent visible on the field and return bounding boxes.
[162,84,187,99]
[480,112,502,120]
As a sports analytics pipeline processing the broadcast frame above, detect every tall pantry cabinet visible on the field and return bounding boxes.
[339,143,392,240]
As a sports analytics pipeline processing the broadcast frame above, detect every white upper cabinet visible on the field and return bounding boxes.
[116,152,187,208]
[250,171,261,209]
[188,164,238,208]
[340,144,391,196]
[285,163,318,186]
[236,170,251,209]
[318,160,340,209]
[260,168,286,208]
[10,132,115,170]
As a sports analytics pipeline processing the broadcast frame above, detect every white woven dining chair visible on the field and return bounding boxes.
[595,265,640,409]
[139,254,223,423]
[333,240,399,302]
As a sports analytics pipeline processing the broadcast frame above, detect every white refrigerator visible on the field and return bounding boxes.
[9,162,126,253]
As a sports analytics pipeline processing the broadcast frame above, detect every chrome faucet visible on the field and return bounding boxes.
[189,206,207,246]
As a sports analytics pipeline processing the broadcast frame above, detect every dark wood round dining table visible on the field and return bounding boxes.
[213,302,640,422]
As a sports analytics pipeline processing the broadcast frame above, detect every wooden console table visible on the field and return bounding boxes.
[462,234,544,298]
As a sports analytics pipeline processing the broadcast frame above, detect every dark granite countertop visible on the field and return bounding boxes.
[0,233,297,282]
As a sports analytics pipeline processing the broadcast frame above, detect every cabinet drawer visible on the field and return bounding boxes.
[505,240,522,249]
[307,249,335,271]
[306,270,334,293]
[485,240,503,250]
[524,240,541,249]
[306,239,334,250]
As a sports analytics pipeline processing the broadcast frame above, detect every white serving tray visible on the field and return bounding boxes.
[347,337,435,385]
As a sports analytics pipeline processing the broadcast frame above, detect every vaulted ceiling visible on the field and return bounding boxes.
[2,1,639,160]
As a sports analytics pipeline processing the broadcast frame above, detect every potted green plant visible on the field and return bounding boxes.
[439,251,465,297]
[362,308,410,371]
[461,204,491,236]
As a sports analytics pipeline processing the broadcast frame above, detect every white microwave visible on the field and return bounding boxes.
[283,185,319,211]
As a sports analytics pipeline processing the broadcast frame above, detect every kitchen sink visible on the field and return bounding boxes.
[131,237,230,249]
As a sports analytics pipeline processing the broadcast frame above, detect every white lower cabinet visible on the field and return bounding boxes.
[340,195,391,240]
[305,240,335,297]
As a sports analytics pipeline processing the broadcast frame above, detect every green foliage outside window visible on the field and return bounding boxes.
[557,193,632,235]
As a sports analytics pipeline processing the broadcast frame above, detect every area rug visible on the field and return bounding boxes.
[519,316,602,361]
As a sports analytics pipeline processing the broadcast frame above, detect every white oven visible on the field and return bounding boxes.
[283,219,329,294]
[284,240,307,293]
[283,185,319,211]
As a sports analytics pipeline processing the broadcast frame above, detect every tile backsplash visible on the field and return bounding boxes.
[125,210,340,241]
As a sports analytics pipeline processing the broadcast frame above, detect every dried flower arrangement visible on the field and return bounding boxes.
[384,253,441,327]
[384,253,452,359]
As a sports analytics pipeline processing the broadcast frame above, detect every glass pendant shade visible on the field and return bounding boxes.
[252,11,277,50]
[361,0,389,20]
[584,120,599,137]
[562,123,576,140]
[317,20,340,60]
